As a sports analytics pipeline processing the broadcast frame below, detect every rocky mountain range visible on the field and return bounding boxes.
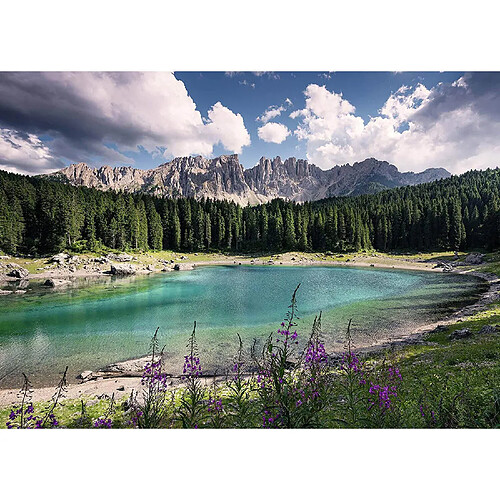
[45,155,451,204]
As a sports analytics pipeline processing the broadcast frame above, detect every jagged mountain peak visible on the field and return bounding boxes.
[46,155,451,204]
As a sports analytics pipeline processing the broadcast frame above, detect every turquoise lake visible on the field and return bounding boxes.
[0,265,486,388]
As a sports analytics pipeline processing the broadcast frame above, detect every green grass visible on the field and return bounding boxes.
[0,395,130,429]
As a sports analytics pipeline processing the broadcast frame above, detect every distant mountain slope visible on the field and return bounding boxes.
[45,155,451,204]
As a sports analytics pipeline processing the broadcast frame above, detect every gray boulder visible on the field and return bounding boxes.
[114,253,134,262]
[43,278,71,287]
[110,264,136,275]
[173,263,193,271]
[78,370,93,381]
[93,256,109,264]
[478,325,498,335]
[449,328,472,340]
[16,279,30,289]
[464,253,484,265]
[50,253,70,264]
[7,266,29,279]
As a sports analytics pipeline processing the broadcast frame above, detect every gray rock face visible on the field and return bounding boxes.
[45,155,451,205]
[110,264,136,275]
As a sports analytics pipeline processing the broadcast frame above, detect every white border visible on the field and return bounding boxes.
[0,1,497,497]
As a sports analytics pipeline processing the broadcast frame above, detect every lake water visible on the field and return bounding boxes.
[0,265,486,388]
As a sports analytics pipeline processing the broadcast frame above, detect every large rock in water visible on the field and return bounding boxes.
[7,266,29,279]
[110,264,136,275]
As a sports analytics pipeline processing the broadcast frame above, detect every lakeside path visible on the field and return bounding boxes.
[0,250,496,407]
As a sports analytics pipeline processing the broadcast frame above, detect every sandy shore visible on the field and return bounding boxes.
[0,252,493,407]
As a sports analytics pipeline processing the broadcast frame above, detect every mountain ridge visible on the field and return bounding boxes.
[45,155,451,204]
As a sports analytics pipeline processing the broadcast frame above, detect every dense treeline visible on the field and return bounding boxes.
[0,168,499,255]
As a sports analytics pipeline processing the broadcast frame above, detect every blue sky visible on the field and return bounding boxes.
[172,71,464,169]
[0,71,499,175]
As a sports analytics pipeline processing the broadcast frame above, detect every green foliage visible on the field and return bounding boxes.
[1,167,498,255]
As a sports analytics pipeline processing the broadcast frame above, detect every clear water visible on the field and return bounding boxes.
[0,265,485,388]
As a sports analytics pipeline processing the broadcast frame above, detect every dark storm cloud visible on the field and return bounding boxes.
[0,72,155,163]
[0,72,251,174]
[0,128,65,174]
[414,72,500,126]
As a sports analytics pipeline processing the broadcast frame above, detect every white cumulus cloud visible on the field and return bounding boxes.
[257,98,293,123]
[290,74,500,173]
[0,129,64,174]
[258,122,291,144]
[0,72,251,173]
[205,102,250,153]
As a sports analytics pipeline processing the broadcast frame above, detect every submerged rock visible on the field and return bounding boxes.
[110,264,137,275]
